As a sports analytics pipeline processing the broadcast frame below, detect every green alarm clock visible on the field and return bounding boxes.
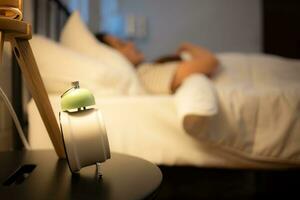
[59,81,111,175]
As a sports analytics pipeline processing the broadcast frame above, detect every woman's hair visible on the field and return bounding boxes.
[154,55,182,64]
[95,32,110,46]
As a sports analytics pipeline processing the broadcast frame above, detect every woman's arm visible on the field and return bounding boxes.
[171,43,218,92]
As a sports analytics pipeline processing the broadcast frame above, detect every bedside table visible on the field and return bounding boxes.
[0,150,162,200]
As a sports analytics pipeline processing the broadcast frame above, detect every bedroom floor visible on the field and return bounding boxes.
[156,166,300,200]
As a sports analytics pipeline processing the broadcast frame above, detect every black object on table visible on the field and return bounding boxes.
[0,150,162,200]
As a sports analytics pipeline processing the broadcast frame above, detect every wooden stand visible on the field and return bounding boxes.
[0,18,65,158]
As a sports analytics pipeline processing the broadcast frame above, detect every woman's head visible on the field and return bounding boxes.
[96,33,145,66]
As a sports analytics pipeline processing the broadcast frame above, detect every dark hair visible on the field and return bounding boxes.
[95,32,111,46]
[154,55,182,64]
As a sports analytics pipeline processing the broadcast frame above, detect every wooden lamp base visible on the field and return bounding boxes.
[0,18,65,158]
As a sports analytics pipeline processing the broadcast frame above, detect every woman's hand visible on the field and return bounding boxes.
[171,43,219,92]
[177,42,218,64]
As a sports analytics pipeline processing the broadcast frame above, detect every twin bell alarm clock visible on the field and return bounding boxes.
[59,81,110,174]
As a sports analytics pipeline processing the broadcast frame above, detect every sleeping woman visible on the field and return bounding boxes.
[95,33,219,93]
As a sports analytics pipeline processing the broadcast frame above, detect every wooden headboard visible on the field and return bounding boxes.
[11,0,70,148]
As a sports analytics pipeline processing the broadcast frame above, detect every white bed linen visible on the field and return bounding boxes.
[170,53,300,165]
[206,53,300,164]
[28,95,297,169]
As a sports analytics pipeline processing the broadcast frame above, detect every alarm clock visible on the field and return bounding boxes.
[59,81,110,175]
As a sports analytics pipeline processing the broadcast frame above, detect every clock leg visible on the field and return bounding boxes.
[96,162,102,180]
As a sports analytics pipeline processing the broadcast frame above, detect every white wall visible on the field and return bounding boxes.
[88,0,101,32]
[66,0,101,32]
[119,0,262,60]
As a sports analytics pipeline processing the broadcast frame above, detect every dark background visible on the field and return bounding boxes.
[263,0,300,58]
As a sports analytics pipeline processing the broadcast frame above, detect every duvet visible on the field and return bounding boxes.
[181,53,300,164]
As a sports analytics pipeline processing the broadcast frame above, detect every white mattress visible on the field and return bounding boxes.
[28,53,300,169]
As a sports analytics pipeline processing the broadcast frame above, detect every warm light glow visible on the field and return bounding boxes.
[0,0,23,20]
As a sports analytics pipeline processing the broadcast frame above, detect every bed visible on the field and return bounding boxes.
[12,0,300,199]
[27,51,300,198]
[27,50,300,168]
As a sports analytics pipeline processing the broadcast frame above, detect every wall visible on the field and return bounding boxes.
[88,0,101,33]
[65,0,101,32]
[119,0,262,60]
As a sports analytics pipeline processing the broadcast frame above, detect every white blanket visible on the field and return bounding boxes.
[181,53,300,164]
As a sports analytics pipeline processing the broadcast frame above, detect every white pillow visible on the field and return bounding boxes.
[30,35,136,96]
[60,11,145,95]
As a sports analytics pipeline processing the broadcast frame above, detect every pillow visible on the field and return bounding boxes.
[60,11,145,95]
[30,35,138,96]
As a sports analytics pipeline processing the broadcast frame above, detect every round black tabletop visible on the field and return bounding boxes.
[0,150,162,200]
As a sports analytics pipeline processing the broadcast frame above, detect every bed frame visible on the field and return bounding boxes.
[11,0,300,199]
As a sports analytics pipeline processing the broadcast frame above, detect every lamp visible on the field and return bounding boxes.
[0,1,111,175]
[0,0,22,20]
[0,0,65,157]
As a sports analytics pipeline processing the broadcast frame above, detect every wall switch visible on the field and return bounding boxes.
[125,14,148,40]
[125,14,136,38]
[136,16,147,39]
